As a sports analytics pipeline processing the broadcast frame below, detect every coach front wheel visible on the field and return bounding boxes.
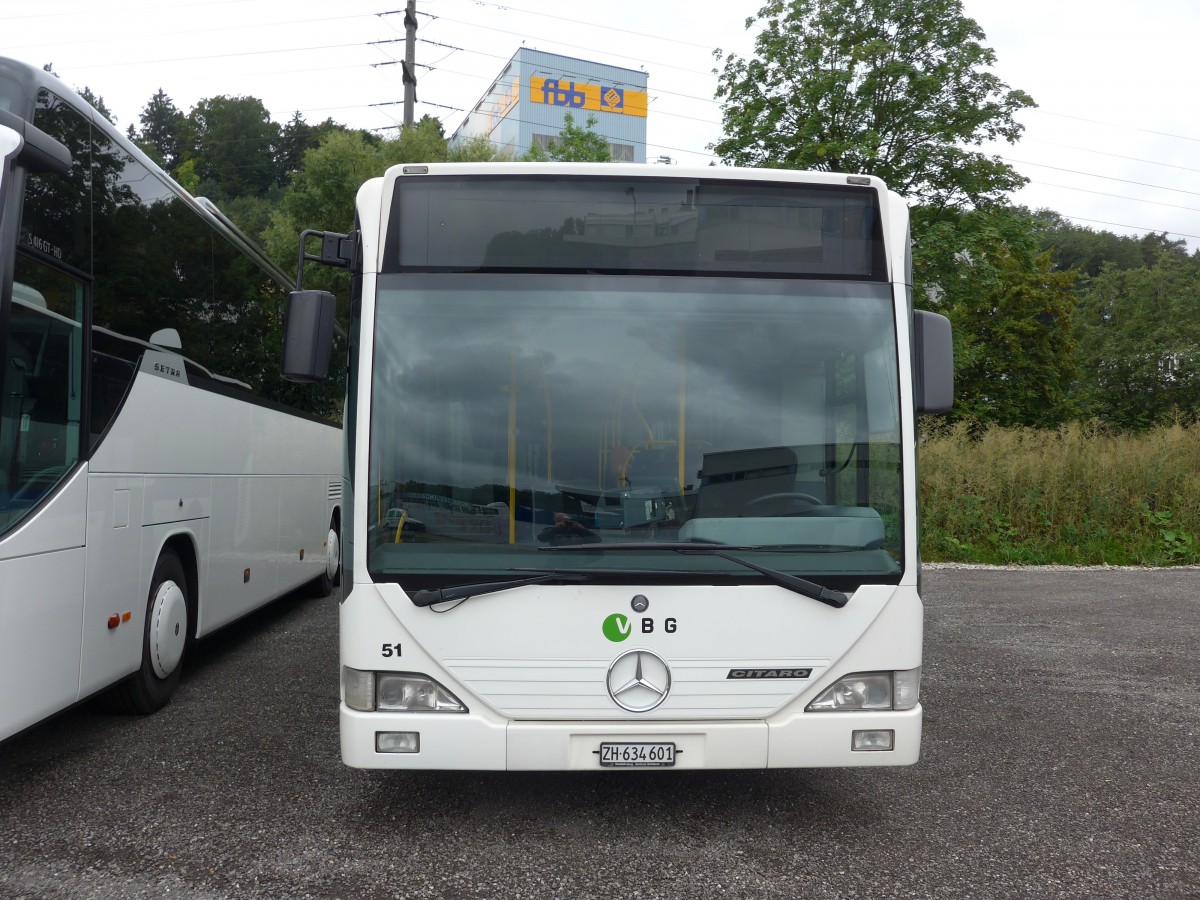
[310,518,341,596]
[105,548,190,714]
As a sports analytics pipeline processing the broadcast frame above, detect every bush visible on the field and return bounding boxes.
[920,421,1200,565]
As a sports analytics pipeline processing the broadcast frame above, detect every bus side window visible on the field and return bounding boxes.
[0,255,85,533]
[88,146,167,445]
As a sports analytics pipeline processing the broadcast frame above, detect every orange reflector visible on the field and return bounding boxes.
[107,614,120,630]
[122,611,132,623]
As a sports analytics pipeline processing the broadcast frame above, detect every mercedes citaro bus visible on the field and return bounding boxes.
[284,162,952,770]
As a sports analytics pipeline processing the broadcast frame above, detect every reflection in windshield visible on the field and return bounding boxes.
[367,274,902,580]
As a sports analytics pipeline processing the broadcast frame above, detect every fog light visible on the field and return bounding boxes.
[376,731,420,753]
[852,729,894,751]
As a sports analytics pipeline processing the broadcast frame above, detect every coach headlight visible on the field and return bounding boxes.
[343,668,467,712]
[805,668,920,712]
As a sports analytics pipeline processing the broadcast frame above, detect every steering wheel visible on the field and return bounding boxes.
[745,491,824,508]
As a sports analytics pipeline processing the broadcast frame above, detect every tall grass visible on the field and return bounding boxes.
[919,421,1200,565]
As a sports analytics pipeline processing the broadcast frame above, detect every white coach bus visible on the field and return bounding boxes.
[0,58,342,742]
[285,162,952,770]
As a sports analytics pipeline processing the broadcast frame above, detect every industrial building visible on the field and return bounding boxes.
[451,48,649,162]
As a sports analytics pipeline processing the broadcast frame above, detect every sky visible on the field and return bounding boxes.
[2,0,1197,249]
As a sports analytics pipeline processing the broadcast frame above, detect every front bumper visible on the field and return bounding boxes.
[340,705,922,769]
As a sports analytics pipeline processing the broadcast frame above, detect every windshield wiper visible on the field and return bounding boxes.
[410,572,588,607]
[538,542,850,609]
[410,565,710,608]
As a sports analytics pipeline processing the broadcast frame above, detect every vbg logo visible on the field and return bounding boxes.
[602,613,632,643]
[603,613,678,642]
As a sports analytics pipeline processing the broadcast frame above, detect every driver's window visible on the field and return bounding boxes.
[0,252,85,534]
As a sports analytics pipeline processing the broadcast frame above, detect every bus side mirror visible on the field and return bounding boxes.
[282,290,336,383]
[0,107,72,175]
[914,310,953,415]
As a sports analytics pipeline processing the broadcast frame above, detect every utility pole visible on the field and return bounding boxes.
[402,0,417,126]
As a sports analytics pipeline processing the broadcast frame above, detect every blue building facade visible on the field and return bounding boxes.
[451,48,649,162]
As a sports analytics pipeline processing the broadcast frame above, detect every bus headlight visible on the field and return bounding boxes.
[806,668,920,712]
[343,667,467,712]
[377,674,466,712]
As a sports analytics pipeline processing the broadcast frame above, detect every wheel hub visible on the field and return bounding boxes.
[326,528,340,581]
[150,580,187,679]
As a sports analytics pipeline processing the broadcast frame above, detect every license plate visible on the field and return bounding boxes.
[598,742,676,768]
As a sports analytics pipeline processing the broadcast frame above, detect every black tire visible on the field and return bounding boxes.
[104,549,190,714]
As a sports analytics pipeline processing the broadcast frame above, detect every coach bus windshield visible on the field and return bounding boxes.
[366,273,903,587]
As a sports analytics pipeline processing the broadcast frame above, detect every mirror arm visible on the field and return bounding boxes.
[296,229,355,290]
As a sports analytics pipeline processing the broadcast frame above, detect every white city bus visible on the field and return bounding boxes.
[287,162,952,770]
[0,58,342,742]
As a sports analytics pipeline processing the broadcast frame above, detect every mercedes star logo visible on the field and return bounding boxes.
[606,649,672,712]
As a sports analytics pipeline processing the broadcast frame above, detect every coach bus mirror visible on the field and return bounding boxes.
[0,107,72,176]
[914,310,954,415]
[282,290,336,382]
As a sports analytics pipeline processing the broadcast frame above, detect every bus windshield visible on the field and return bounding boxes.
[367,273,903,585]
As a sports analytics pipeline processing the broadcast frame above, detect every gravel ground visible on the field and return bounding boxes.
[0,568,1197,899]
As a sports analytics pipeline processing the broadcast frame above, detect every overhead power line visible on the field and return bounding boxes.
[403,0,717,52]
[1003,157,1200,200]
[407,10,715,80]
[2,12,376,52]
[404,39,718,108]
[22,1,1195,246]
[59,41,369,70]
[1024,138,1200,177]
[1031,109,1200,145]
[1044,215,1200,242]
[1033,181,1200,215]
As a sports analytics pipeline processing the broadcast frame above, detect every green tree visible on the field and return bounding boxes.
[264,115,510,283]
[77,86,115,126]
[184,95,281,199]
[450,133,511,162]
[1073,252,1200,429]
[174,157,200,194]
[1136,232,1191,268]
[1032,209,1149,277]
[133,89,187,170]
[263,130,386,282]
[914,207,1079,427]
[263,122,439,276]
[276,111,351,186]
[713,0,1033,208]
[389,114,449,163]
[523,113,612,162]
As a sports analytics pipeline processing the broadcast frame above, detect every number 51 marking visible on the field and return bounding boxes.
[381,643,402,657]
